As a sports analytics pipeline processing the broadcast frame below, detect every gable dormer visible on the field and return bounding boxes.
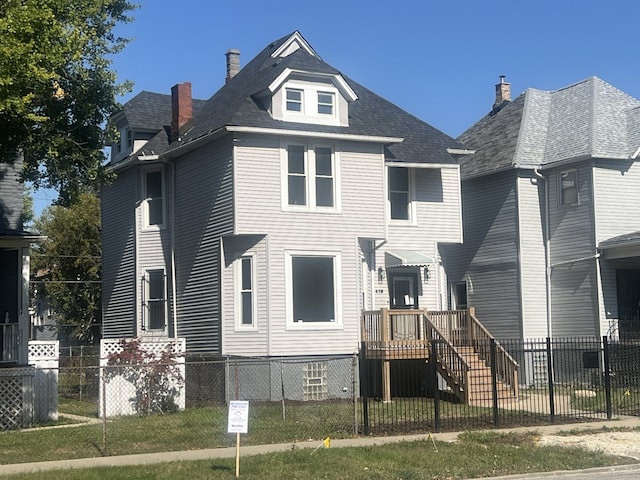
[264,32,357,127]
[268,70,357,127]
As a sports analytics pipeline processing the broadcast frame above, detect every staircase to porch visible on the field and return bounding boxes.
[361,308,519,404]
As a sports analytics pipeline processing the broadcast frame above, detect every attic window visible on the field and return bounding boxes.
[286,89,303,112]
[317,92,334,115]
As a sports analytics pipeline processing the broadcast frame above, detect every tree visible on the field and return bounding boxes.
[33,193,101,342]
[0,0,136,205]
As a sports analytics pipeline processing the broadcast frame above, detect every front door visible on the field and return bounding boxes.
[617,269,640,338]
[388,270,419,309]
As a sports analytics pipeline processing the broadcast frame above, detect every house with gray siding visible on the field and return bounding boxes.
[102,31,470,401]
[445,76,640,343]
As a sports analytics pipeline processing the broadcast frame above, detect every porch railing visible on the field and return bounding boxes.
[1,323,19,364]
[427,308,519,397]
[362,308,520,401]
[361,309,471,401]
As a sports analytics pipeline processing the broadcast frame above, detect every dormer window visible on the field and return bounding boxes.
[286,89,303,112]
[317,92,334,115]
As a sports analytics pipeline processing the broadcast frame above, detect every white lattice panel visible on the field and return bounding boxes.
[28,341,59,360]
[100,338,186,361]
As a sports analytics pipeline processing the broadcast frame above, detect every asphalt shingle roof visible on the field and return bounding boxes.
[164,31,464,165]
[458,77,640,178]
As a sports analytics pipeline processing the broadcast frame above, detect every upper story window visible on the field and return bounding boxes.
[317,92,334,115]
[126,128,132,149]
[236,255,256,329]
[284,143,339,211]
[389,167,413,221]
[286,88,303,112]
[142,269,166,333]
[144,169,165,228]
[558,169,578,206]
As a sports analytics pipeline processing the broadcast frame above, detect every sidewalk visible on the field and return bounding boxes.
[1,417,640,476]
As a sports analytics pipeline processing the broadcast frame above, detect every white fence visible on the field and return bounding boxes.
[99,338,186,417]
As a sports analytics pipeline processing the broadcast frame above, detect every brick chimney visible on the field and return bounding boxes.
[492,75,511,115]
[171,82,192,142]
[226,49,240,83]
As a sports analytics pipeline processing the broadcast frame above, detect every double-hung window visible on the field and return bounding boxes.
[237,255,256,329]
[558,169,578,206]
[144,169,165,227]
[285,144,338,210]
[286,88,303,112]
[143,269,166,332]
[317,92,334,115]
[389,167,412,221]
[286,251,342,329]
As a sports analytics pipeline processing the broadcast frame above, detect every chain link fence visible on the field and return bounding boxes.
[1,336,640,462]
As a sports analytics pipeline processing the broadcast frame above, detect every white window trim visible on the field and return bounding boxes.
[280,141,341,213]
[558,168,579,207]
[285,250,343,330]
[142,167,166,230]
[280,81,341,126]
[234,253,258,331]
[141,268,168,336]
[387,166,416,224]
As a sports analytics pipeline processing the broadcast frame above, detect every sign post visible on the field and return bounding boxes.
[227,400,249,478]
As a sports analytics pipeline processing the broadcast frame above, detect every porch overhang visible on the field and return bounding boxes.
[385,251,434,268]
[599,231,640,260]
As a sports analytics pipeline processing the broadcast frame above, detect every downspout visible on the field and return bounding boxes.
[534,168,552,339]
[166,160,179,339]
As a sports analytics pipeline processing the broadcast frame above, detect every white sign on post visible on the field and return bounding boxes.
[228,400,249,434]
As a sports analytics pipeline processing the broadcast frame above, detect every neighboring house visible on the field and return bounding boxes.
[0,155,57,430]
[102,31,472,401]
[0,155,40,366]
[445,76,640,342]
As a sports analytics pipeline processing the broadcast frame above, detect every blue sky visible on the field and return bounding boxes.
[32,0,640,214]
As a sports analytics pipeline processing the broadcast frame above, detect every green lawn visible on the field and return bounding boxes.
[1,431,635,480]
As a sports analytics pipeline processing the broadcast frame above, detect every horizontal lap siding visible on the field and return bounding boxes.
[547,163,598,336]
[174,138,234,354]
[379,166,462,311]
[446,171,521,339]
[222,235,268,356]
[233,136,385,356]
[517,175,547,338]
[593,160,640,244]
[137,165,172,336]
[102,168,136,338]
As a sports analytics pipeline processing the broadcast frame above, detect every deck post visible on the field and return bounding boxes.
[381,309,391,402]
[468,307,476,348]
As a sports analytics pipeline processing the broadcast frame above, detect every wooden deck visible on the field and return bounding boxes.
[361,308,519,404]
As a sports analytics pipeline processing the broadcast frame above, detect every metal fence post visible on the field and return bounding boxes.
[360,342,369,436]
[546,337,555,423]
[431,339,440,432]
[490,338,499,427]
[603,336,612,419]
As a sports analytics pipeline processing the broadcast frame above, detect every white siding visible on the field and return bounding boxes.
[593,160,640,244]
[102,168,137,338]
[229,135,386,356]
[174,137,234,354]
[516,175,548,338]
[222,235,269,356]
[379,166,462,311]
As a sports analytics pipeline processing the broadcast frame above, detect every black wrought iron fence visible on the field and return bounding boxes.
[359,337,640,435]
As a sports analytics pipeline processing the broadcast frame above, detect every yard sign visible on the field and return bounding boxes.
[228,400,249,478]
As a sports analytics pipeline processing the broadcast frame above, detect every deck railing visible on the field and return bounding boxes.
[361,308,470,400]
[426,308,519,397]
[1,323,19,365]
[362,308,520,400]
